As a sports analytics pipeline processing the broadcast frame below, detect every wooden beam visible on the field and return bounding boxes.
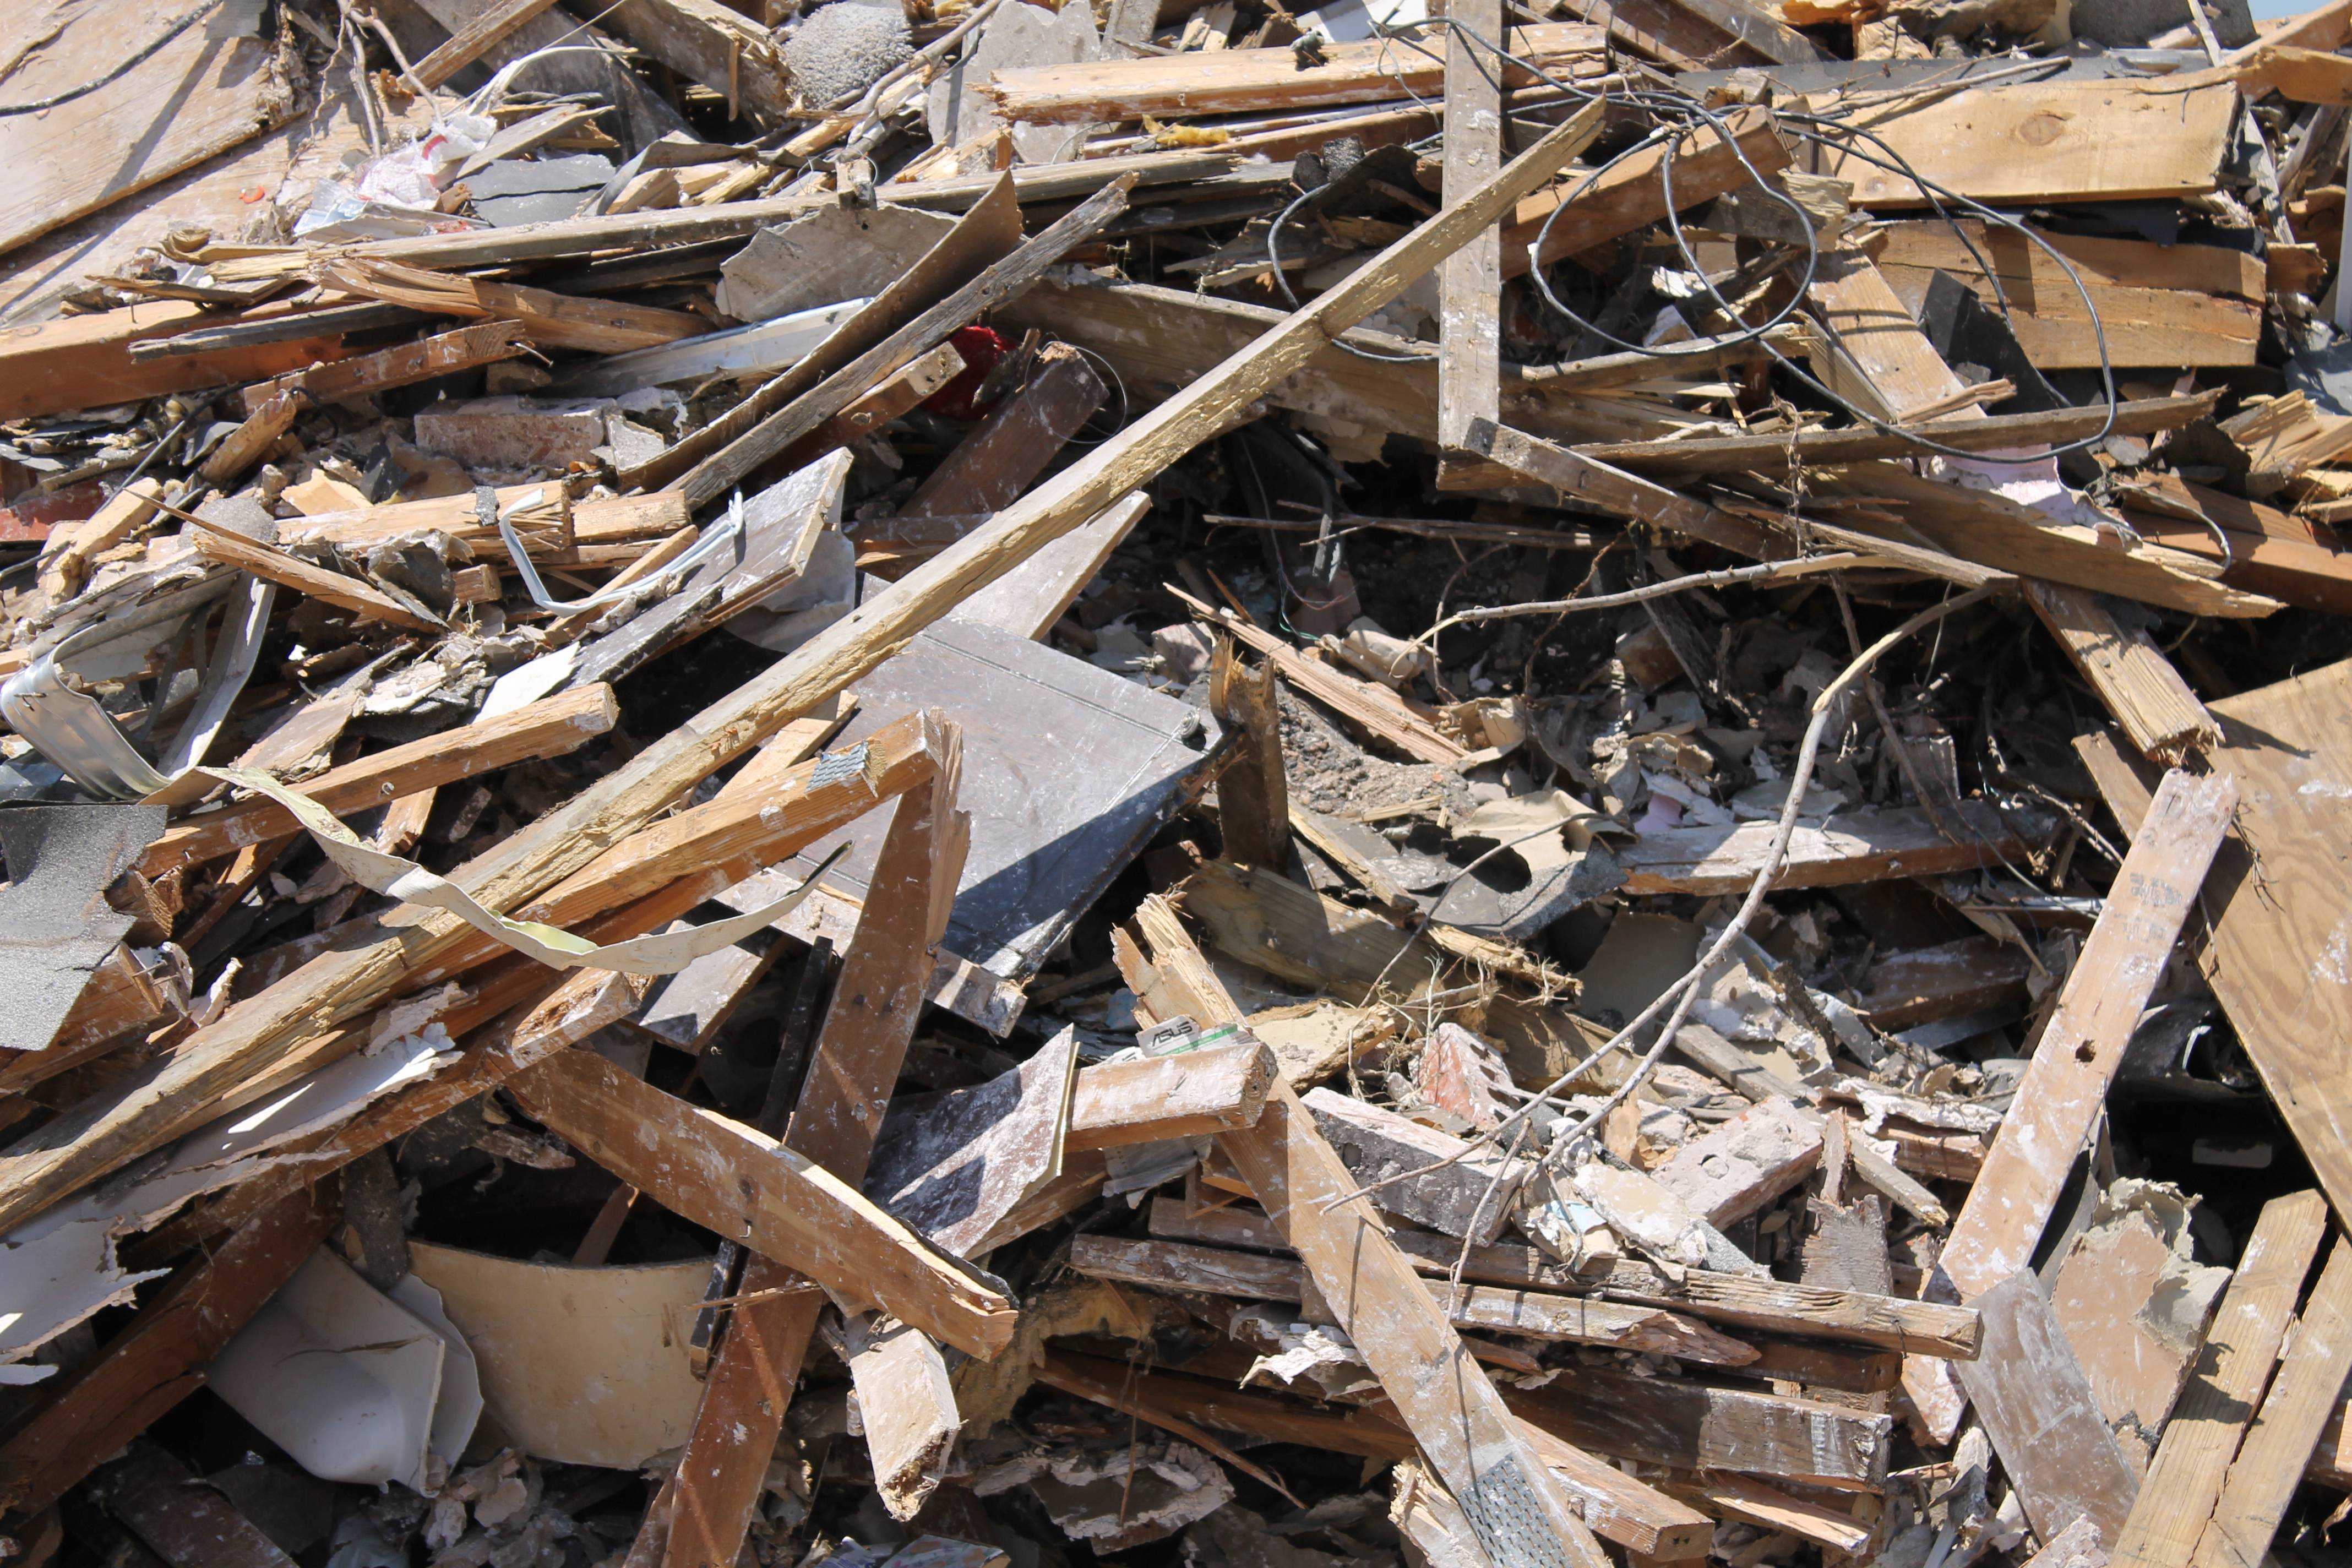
[1505,1364,1892,1489]
[509,1048,1013,1357]
[246,320,532,410]
[2024,579,2219,764]
[319,257,705,352]
[141,685,619,875]
[2195,1239,2352,1568]
[1435,0,1505,461]
[414,0,568,86]
[1066,1040,1276,1149]
[1904,769,2236,1450]
[1617,801,2039,895]
[985,24,1602,123]
[1067,1234,1761,1362]
[2111,1189,2331,1568]
[656,725,968,1568]
[1149,1196,1979,1355]
[1573,393,2221,474]
[581,0,792,121]
[189,519,447,631]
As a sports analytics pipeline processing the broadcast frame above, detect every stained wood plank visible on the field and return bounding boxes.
[2195,1239,2352,1567]
[1436,0,1505,458]
[2111,1190,2330,1568]
[1962,1270,2140,1544]
[0,0,296,258]
[657,728,969,1568]
[2077,660,2352,1239]
[1907,769,2237,1451]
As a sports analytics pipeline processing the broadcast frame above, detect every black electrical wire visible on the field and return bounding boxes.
[1282,14,2133,467]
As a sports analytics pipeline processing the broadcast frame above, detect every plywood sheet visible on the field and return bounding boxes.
[0,0,297,262]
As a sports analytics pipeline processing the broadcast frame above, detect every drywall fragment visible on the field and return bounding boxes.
[406,1241,713,1470]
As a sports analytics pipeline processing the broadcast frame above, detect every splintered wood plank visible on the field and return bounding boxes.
[2024,580,2219,764]
[1066,1235,1760,1362]
[657,729,969,1568]
[984,24,1603,123]
[1652,1098,1822,1228]
[2111,1190,2330,1568]
[508,1047,1012,1357]
[189,518,446,632]
[1505,1364,1892,1488]
[843,1316,959,1520]
[1617,800,2037,895]
[2195,1239,2352,1568]
[1065,1039,1277,1149]
[319,257,705,352]
[1116,910,1613,1568]
[1436,0,1505,458]
[1820,80,2236,209]
[1905,768,2237,1447]
[1499,107,1793,277]
[247,320,532,409]
[414,0,568,86]
[890,343,1108,529]
[2077,660,2352,1239]
[141,685,619,875]
[0,1184,339,1517]
[1962,1270,2140,1544]
[1205,638,1289,868]
[0,0,296,258]
[1806,247,1973,422]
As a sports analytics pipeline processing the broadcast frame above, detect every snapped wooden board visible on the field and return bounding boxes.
[2078,658,2352,1264]
[0,0,297,259]
[1816,80,2235,209]
[1875,219,2263,368]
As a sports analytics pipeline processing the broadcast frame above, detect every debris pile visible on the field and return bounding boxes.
[8,0,2352,1564]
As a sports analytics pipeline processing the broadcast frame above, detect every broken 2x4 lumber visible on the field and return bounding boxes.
[1505,1363,1892,1490]
[1618,801,2038,895]
[1148,1195,1980,1356]
[2192,1237,2352,1567]
[652,727,969,1568]
[508,1044,1015,1358]
[2110,1189,2331,1568]
[1572,391,2224,474]
[318,257,706,352]
[243,320,533,411]
[140,685,618,875]
[2023,578,2219,764]
[1435,0,1504,466]
[983,24,1603,123]
[0,94,1607,1245]
[1177,593,1471,766]
[413,0,568,86]
[1118,902,1616,1568]
[1068,1234,1761,1362]
[1904,769,2238,1451]
[188,519,447,634]
[1065,1039,1276,1149]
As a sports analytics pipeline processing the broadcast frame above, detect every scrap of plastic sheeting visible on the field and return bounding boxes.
[406,1240,713,1470]
[209,1247,482,1493]
[0,802,166,1053]
[201,765,850,976]
[0,1029,455,1371]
